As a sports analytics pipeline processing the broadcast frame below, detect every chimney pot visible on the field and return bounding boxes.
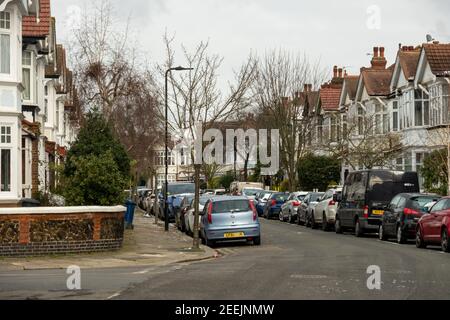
[338,68,343,78]
[333,66,338,78]
[380,47,385,58]
[308,84,312,91]
[373,47,379,58]
[433,40,440,45]
[304,84,308,92]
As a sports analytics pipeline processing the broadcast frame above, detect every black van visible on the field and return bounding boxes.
[334,170,419,237]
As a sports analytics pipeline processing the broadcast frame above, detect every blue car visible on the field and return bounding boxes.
[263,192,290,219]
[158,182,195,222]
[255,190,274,216]
[200,196,261,247]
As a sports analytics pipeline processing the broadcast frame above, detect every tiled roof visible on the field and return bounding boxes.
[343,75,359,100]
[22,0,51,38]
[361,67,393,96]
[320,85,342,111]
[423,43,450,76]
[398,49,421,80]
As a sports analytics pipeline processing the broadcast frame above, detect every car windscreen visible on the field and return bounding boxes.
[260,192,272,200]
[310,193,324,202]
[367,172,419,203]
[243,189,262,196]
[167,184,195,195]
[272,194,289,202]
[212,200,251,214]
[297,195,306,201]
[410,196,441,210]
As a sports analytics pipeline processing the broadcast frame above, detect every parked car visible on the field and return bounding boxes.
[416,197,450,252]
[255,190,274,216]
[242,187,265,203]
[230,181,264,195]
[379,193,440,244]
[158,182,196,222]
[137,188,152,209]
[280,192,308,223]
[200,196,261,247]
[176,194,195,232]
[185,196,214,236]
[297,192,324,227]
[335,170,419,237]
[313,188,342,231]
[263,192,290,219]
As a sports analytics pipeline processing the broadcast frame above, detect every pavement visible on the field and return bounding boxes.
[0,209,217,272]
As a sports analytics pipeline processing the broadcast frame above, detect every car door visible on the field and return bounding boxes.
[390,196,406,235]
[383,195,400,236]
[424,199,447,241]
[431,199,450,240]
[300,195,310,222]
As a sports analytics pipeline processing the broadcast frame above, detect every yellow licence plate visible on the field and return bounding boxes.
[224,232,245,238]
[372,210,384,215]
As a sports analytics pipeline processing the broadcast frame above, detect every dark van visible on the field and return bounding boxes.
[334,170,419,237]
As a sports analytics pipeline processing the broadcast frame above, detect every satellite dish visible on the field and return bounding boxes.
[426,34,434,42]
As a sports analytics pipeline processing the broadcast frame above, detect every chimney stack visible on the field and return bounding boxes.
[371,46,387,70]
[373,47,379,58]
[308,84,312,92]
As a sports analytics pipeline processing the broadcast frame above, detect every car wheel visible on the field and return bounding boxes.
[335,217,343,234]
[322,214,328,231]
[305,214,310,228]
[441,228,450,253]
[253,236,261,246]
[355,219,363,237]
[416,227,427,249]
[288,211,293,224]
[379,224,387,241]
[397,225,407,244]
[297,213,303,225]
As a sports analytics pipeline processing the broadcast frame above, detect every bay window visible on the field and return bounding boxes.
[392,101,399,131]
[22,51,32,101]
[375,103,389,134]
[0,125,12,192]
[357,106,364,135]
[430,84,450,126]
[414,89,430,127]
[0,11,11,74]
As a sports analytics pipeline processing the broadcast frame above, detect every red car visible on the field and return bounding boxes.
[416,197,450,252]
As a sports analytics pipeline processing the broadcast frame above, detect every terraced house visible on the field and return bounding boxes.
[313,42,450,188]
[0,0,78,207]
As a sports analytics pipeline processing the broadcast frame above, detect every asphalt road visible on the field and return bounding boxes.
[1,218,450,299]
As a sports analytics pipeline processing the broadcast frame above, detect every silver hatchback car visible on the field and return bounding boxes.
[200,196,261,247]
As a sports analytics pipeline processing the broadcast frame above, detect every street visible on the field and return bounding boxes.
[2,218,450,300]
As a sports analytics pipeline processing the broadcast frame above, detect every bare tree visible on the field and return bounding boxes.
[69,0,162,182]
[157,34,257,248]
[252,50,326,191]
[319,111,403,170]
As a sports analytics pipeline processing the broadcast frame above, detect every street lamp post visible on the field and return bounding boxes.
[164,66,193,232]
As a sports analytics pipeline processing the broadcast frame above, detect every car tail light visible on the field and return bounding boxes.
[328,200,336,206]
[404,208,420,216]
[293,201,300,207]
[271,199,277,207]
[207,202,213,224]
[249,200,257,221]
[363,205,369,218]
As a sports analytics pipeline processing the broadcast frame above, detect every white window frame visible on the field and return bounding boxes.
[0,124,13,193]
[392,100,399,132]
[414,88,430,127]
[0,11,11,75]
[22,50,34,103]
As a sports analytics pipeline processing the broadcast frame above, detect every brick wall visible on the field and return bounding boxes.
[0,208,125,256]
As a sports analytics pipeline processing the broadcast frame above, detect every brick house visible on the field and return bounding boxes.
[0,0,77,206]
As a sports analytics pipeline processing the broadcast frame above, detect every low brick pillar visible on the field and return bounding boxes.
[0,206,126,256]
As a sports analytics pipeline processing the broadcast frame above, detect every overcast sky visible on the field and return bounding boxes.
[52,0,450,83]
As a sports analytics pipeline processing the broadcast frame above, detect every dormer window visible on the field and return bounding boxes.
[0,12,11,74]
